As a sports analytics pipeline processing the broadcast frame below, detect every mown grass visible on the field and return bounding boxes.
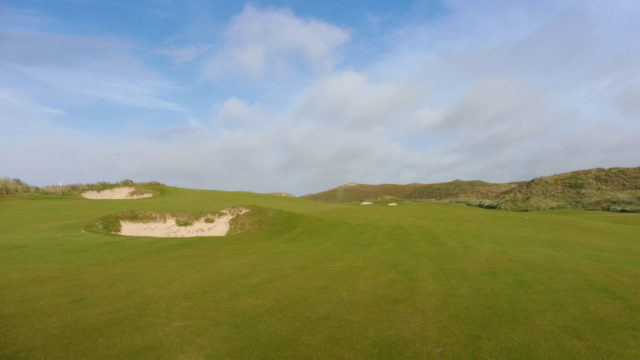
[0,186,639,359]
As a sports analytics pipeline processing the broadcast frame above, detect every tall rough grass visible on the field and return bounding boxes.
[0,178,42,196]
[304,166,640,212]
[2,178,163,198]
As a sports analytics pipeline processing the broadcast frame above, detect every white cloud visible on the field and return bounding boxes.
[0,91,106,183]
[426,78,563,141]
[0,29,179,109]
[411,107,445,130]
[204,4,350,80]
[0,91,64,125]
[296,70,424,127]
[155,45,209,64]
[216,98,256,123]
[613,80,640,118]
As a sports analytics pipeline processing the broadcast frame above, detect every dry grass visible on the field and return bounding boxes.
[303,166,640,212]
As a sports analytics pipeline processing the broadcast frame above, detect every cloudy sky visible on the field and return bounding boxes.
[1,0,639,194]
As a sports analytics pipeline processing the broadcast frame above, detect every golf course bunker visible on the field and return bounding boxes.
[82,187,154,199]
[119,207,249,237]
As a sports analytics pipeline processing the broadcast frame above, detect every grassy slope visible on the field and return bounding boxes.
[1,187,639,359]
[302,167,640,212]
[496,167,640,211]
[302,181,516,203]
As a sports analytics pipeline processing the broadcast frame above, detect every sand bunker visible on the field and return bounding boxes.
[82,187,153,200]
[360,201,373,205]
[119,208,249,237]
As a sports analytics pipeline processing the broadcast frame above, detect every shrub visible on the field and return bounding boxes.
[568,182,585,190]
[0,178,41,196]
[175,218,194,227]
[477,200,498,209]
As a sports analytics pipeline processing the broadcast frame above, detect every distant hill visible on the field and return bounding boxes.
[302,167,640,212]
[492,167,640,212]
[302,180,518,203]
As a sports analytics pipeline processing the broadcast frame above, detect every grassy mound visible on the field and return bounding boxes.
[303,166,640,212]
[494,167,640,211]
[302,180,518,203]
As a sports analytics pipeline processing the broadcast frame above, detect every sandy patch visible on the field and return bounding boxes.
[82,187,153,199]
[119,207,249,237]
[388,203,398,206]
[269,192,295,197]
[360,201,373,205]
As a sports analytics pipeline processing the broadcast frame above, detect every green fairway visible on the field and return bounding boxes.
[1,186,639,359]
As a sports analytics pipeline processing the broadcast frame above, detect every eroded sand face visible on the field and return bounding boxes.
[119,208,249,237]
[82,187,153,199]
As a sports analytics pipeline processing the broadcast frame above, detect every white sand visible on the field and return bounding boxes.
[269,192,295,197]
[119,208,249,238]
[360,201,373,205]
[82,186,153,199]
[388,203,398,206]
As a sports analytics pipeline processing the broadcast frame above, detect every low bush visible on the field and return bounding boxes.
[0,178,42,196]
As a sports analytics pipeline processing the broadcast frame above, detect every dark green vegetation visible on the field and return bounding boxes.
[1,185,639,359]
[303,166,640,212]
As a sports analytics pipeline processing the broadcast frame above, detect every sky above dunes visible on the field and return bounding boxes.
[1,0,639,194]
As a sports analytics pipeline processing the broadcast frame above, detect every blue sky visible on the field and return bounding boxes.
[1,0,639,194]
